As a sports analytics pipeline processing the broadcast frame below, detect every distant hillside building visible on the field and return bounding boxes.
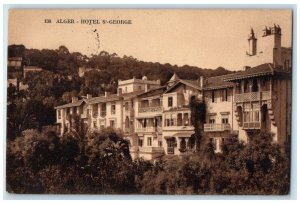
[55,25,291,160]
[23,66,43,78]
[78,67,95,77]
[7,57,23,79]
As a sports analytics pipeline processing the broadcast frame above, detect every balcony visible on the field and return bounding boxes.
[136,126,162,133]
[243,122,261,130]
[138,106,162,113]
[234,91,271,103]
[92,112,98,118]
[163,125,194,131]
[81,113,90,119]
[100,111,106,118]
[167,147,174,155]
[204,123,231,132]
[139,147,164,153]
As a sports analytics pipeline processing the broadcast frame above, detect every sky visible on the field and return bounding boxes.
[8,9,292,71]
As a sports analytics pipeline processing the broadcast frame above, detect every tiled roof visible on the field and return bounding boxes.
[54,100,85,109]
[204,75,234,90]
[88,94,121,104]
[223,63,274,81]
[121,90,145,99]
[137,86,167,98]
[165,79,202,93]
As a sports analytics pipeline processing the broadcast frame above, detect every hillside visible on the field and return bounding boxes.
[8,44,233,85]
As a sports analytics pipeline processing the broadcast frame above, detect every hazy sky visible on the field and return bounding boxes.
[8,9,292,71]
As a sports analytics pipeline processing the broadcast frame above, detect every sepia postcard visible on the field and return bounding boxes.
[6,9,292,195]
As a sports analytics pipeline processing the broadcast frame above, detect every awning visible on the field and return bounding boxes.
[172,131,195,138]
[135,115,161,119]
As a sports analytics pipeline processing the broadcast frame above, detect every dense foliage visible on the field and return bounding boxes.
[7,129,290,194]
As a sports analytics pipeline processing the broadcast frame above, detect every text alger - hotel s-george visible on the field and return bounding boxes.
[55,25,292,161]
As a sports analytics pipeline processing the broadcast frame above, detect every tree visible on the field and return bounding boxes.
[190,96,206,151]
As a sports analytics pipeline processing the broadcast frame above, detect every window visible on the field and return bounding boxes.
[147,137,152,146]
[154,117,158,127]
[191,95,196,102]
[210,138,216,150]
[222,118,229,124]
[165,119,170,126]
[138,86,142,90]
[168,97,173,107]
[221,89,228,102]
[244,110,259,122]
[58,110,61,119]
[101,103,106,117]
[143,119,147,128]
[93,121,97,128]
[212,90,216,103]
[125,102,129,111]
[158,141,162,147]
[253,111,260,122]
[209,116,216,124]
[125,116,130,129]
[110,120,115,128]
[170,119,174,126]
[221,114,229,124]
[111,104,116,115]
[183,113,189,126]
[244,111,251,122]
[138,139,143,147]
[86,109,90,116]
[92,105,98,117]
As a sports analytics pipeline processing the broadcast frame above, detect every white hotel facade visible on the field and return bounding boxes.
[55,25,292,160]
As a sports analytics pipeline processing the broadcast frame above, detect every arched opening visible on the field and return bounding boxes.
[237,106,243,126]
[125,116,130,129]
[261,104,269,131]
[252,78,258,92]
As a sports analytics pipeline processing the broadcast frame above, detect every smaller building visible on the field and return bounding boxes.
[8,57,22,69]
[23,66,42,78]
[78,67,95,77]
[8,57,23,79]
[118,76,161,94]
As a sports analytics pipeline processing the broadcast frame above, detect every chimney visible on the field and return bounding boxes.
[86,94,92,99]
[199,76,204,88]
[72,97,78,103]
[243,66,251,71]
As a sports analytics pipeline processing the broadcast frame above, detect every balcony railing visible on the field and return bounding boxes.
[261,91,271,100]
[204,123,231,132]
[243,122,261,129]
[167,147,175,155]
[100,112,106,117]
[138,106,162,113]
[136,126,162,133]
[81,113,90,118]
[124,128,131,133]
[163,125,194,131]
[234,91,271,103]
[139,147,164,153]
